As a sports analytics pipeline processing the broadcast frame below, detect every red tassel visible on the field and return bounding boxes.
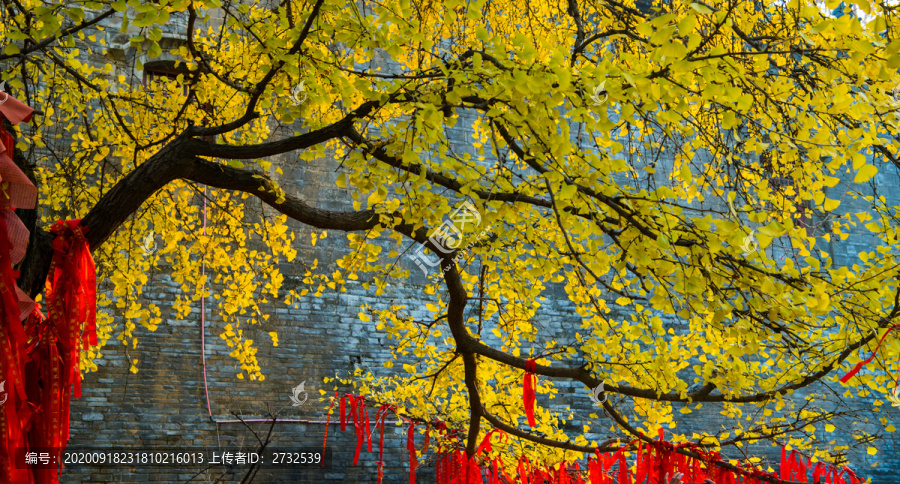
[524,359,537,426]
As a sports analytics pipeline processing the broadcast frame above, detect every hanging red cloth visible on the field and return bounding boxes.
[373,404,392,484]
[0,93,39,325]
[0,88,40,484]
[406,420,417,484]
[0,202,30,484]
[523,359,537,427]
[0,91,34,125]
[15,219,97,484]
[348,396,363,465]
[45,220,96,350]
[840,326,899,383]
[23,311,62,484]
[45,220,97,394]
[319,393,865,484]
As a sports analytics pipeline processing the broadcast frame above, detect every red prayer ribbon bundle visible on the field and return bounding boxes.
[1,218,97,484]
[45,220,97,359]
[327,393,421,484]
[524,359,537,427]
[326,395,866,484]
[33,220,96,484]
[0,91,39,484]
[0,208,28,484]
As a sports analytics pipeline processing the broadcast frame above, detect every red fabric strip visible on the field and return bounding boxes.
[524,359,537,427]
[781,447,789,480]
[374,405,389,484]
[841,326,898,383]
[361,398,372,453]
[406,421,417,484]
[350,396,363,465]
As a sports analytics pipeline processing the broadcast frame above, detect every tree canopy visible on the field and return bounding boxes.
[2,0,900,479]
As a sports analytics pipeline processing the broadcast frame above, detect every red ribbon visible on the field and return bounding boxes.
[349,396,363,465]
[323,394,866,484]
[524,359,537,427]
[23,220,96,484]
[46,220,96,352]
[406,421,417,484]
[45,220,96,406]
[476,428,507,456]
[374,404,391,484]
[840,326,898,383]
[780,447,789,480]
[0,210,27,484]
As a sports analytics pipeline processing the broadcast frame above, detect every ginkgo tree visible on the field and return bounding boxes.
[2,0,900,480]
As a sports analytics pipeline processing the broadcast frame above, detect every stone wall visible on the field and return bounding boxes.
[2,6,898,483]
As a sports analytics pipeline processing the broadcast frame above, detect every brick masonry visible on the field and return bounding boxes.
[1,7,897,483]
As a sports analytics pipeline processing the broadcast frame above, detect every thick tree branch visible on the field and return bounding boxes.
[80,142,386,250]
[462,328,879,404]
[480,406,620,453]
[184,100,379,158]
